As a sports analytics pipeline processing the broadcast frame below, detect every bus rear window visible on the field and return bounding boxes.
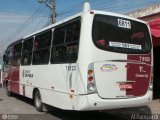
[92,15,151,54]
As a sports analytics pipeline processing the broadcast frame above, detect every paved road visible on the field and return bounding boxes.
[0,85,160,120]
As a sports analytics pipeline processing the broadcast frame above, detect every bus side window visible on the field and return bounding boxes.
[51,20,80,64]
[11,42,22,66]
[21,38,33,66]
[65,21,80,43]
[7,48,13,65]
[32,30,52,65]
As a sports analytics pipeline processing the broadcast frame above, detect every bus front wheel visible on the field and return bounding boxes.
[34,90,44,112]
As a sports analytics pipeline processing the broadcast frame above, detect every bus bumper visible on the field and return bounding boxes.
[77,91,152,111]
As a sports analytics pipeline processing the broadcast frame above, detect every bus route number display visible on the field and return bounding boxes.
[118,19,131,29]
[66,66,76,71]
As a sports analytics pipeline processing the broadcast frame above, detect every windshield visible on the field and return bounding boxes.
[92,14,151,54]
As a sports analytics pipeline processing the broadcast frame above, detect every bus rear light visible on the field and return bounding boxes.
[87,83,95,91]
[88,77,93,81]
[97,39,105,46]
[87,64,97,93]
[88,70,93,75]
[71,90,74,93]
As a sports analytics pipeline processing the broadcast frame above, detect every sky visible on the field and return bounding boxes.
[0,0,160,63]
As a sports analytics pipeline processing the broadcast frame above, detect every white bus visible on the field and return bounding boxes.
[2,2,153,111]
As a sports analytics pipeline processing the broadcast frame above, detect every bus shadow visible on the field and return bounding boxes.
[47,110,126,120]
[46,105,152,120]
[10,94,152,120]
[12,93,34,106]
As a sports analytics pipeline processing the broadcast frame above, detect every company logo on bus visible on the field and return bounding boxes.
[101,64,117,72]
[22,69,33,78]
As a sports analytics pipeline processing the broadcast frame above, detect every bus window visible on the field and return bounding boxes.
[21,38,33,65]
[92,15,151,54]
[65,21,80,43]
[53,27,65,45]
[51,20,80,64]
[33,30,52,65]
[12,42,22,66]
[7,47,13,65]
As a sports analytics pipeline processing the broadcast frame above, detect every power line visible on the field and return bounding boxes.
[0,10,30,15]
[56,0,160,20]
[5,5,46,43]
[31,8,51,33]
[38,0,56,24]
[0,16,49,19]
[20,0,38,10]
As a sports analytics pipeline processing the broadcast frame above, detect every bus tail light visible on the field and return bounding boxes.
[87,64,97,93]
[88,70,93,75]
[87,83,95,91]
[88,76,93,81]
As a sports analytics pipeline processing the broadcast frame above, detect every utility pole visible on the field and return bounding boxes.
[52,0,56,24]
[38,0,56,24]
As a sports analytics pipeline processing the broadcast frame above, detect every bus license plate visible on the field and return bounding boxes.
[119,83,133,90]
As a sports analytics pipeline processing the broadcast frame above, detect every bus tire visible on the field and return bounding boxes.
[6,82,12,97]
[34,90,43,112]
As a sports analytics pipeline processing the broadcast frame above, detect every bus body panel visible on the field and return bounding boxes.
[10,66,20,94]
[94,61,128,98]
[92,49,152,99]
[20,64,79,109]
[77,91,152,111]
[39,88,78,110]
[76,11,95,94]
[2,65,20,94]
[94,58,151,99]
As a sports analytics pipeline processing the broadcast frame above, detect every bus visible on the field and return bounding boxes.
[2,2,153,112]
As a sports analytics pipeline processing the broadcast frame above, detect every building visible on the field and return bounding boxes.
[126,3,160,46]
[126,3,160,99]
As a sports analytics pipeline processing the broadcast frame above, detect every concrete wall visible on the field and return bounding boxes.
[125,3,160,21]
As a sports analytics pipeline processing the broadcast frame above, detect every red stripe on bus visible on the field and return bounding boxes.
[9,66,20,94]
[126,54,151,96]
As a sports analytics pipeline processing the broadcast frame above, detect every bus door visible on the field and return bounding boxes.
[10,42,22,94]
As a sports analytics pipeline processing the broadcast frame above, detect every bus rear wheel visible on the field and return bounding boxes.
[34,90,44,112]
[6,82,12,97]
